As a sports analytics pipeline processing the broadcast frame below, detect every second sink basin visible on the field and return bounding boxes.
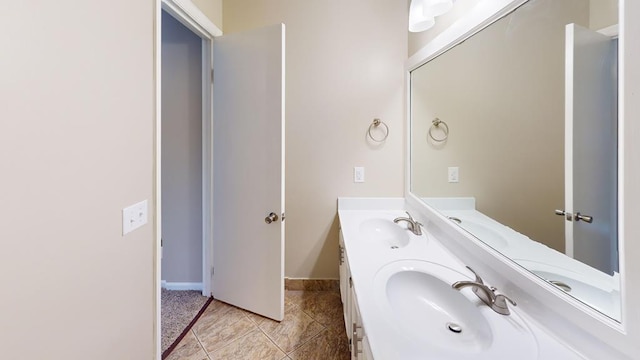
[373,260,538,359]
[359,218,411,248]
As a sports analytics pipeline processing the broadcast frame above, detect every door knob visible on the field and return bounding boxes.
[554,209,573,221]
[574,212,593,223]
[265,212,279,224]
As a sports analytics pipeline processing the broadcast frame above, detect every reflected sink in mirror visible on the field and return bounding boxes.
[373,260,537,359]
[514,259,621,319]
[455,219,509,250]
[359,219,411,248]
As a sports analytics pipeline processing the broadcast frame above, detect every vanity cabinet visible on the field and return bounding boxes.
[339,230,373,360]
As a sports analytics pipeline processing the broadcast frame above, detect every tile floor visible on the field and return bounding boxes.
[166,290,351,360]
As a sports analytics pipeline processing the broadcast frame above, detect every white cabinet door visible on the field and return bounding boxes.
[212,24,286,321]
[340,231,370,359]
[339,231,348,303]
[339,232,353,339]
[350,285,365,360]
[362,336,373,360]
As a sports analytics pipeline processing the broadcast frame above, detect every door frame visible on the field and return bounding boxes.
[154,1,222,358]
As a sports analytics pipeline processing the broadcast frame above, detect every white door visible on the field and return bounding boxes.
[212,24,285,320]
[564,23,617,274]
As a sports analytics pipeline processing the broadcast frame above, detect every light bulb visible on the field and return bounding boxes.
[424,0,454,17]
[409,0,436,32]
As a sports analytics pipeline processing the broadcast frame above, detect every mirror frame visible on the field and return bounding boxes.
[404,0,640,358]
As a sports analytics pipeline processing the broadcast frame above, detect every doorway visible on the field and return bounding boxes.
[154,2,285,358]
[156,1,218,357]
[159,9,208,355]
[161,9,203,293]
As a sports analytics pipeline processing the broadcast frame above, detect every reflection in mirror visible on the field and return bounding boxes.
[410,0,620,319]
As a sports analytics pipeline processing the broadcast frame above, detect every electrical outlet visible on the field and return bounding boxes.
[448,167,459,183]
[122,199,148,235]
[354,167,365,183]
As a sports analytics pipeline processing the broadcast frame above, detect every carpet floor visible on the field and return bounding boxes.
[161,289,210,356]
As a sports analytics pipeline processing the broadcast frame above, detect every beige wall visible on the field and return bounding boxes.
[0,0,155,359]
[192,0,223,30]
[161,11,204,283]
[223,0,407,278]
[590,0,618,30]
[411,1,589,253]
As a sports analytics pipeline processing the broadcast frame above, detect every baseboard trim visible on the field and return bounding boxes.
[285,278,339,291]
[161,281,203,291]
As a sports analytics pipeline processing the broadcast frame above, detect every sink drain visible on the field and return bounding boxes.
[390,246,399,249]
[446,322,463,333]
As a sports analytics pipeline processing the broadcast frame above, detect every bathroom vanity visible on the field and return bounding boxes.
[338,198,586,360]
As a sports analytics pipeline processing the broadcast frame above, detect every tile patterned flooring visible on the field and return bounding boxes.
[167,290,351,360]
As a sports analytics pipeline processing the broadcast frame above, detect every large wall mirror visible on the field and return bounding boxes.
[410,0,620,320]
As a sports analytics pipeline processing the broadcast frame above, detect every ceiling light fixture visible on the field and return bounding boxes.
[409,0,455,33]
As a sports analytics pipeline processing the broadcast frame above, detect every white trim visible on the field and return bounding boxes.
[161,281,204,291]
[564,24,575,259]
[155,1,222,359]
[153,1,162,359]
[405,0,638,358]
[161,0,222,38]
[201,39,214,300]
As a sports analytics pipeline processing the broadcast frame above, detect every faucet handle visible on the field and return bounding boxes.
[404,211,414,221]
[493,293,517,315]
[465,266,484,284]
[495,294,517,306]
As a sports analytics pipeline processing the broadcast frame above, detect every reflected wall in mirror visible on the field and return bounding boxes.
[410,0,620,319]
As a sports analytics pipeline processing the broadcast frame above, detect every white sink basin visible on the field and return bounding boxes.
[359,218,411,248]
[373,260,538,359]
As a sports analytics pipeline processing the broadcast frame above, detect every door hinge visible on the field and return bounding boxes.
[211,69,214,83]
[211,267,215,276]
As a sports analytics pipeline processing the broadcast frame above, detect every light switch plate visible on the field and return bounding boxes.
[354,167,365,183]
[123,199,148,235]
[448,167,459,183]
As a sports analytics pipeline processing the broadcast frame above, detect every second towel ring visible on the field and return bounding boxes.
[368,118,389,143]
[428,118,449,142]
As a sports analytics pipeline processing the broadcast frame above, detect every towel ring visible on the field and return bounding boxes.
[368,118,389,143]
[428,118,449,142]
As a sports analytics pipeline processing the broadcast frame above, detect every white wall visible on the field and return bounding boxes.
[620,0,640,355]
[0,0,155,359]
[223,0,408,278]
[161,11,203,284]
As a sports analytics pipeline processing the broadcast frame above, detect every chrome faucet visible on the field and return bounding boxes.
[393,211,422,236]
[452,266,516,315]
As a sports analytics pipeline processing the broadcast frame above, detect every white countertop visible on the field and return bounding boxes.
[337,197,587,360]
